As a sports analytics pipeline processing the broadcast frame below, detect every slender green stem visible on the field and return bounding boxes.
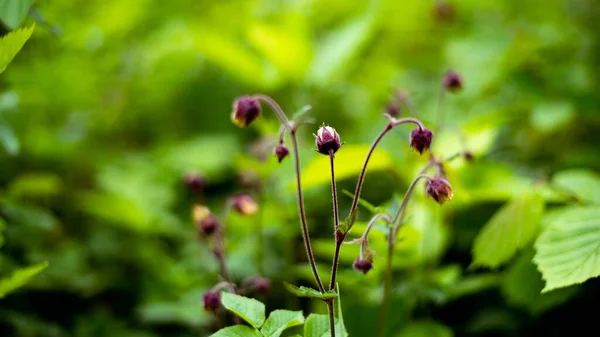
[255,95,325,293]
[329,150,341,291]
[391,174,433,238]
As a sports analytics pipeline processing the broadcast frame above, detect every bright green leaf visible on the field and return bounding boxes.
[0,0,36,29]
[209,325,263,337]
[552,169,600,205]
[530,101,574,134]
[534,206,600,292]
[0,261,48,299]
[299,144,394,190]
[220,292,266,329]
[303,314,329,337]
[472,188,545,268]
[260,310,304,337]
[396,320,453,337]
[0,24,35,74]
[283,282,337,300]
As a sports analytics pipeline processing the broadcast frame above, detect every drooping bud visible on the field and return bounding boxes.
[385,101,400,118]
[253,277,271,294]
[409,127,433,155]
[463,151,474,162]
[443,70,463,93]
[183,171,206,194]
[425,178,454,204]
[274,144,289,163]
[231,96,261,128]
[192,204,219,237]
[353,255,373,275]
[202,290,221,312]
[230,194,259,215]
[314,125,342,155]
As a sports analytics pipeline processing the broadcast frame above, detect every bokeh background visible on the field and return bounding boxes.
[1,0,600,336]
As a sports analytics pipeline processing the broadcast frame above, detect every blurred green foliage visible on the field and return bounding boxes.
[1,0,600,336]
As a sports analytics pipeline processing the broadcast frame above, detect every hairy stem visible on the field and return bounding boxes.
[327,301,336,337]
[329,151,341,290]
[255,95,325,293]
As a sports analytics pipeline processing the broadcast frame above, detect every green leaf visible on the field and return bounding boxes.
[552,169,600,205]
[220,292,266,329]
[298,144,394,190]
[0,124,19,155]
[534,206,600,292]
[471,188,545,268]
[341,189,381,214]
[303,314,329,337]
[529,101,574,134]
[209,325,263,337]
[396,320,453,337]
[339,209,358,234]
[260,310,304,337]
[0,0,36,29]
[503,249,577,314]
[283,282,337,300]
[335,283,348,337]
[0,261,48,299]
[0,24,35,74]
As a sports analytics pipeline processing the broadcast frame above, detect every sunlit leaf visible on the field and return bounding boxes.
[261,310,305,337]
[530,101,574,134]
[220,292,266,329]
[210,325,263,337]
[284,282,337,300]
[552,169,600,205]
[396,320,453,337]
[303,314,329,337]
[0,24,34,74]
[0,261,48,298]
[0,124,19,155]
[534,206,600,292]
[471,188,544,268]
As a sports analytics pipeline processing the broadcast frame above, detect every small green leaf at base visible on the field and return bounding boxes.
[220,292,266,329]
[534,206,600,292]
[283,282,337,300]
[209,325,263,337]
[260,310,304,337]
[0,261,48,299]
[471,188,544,268]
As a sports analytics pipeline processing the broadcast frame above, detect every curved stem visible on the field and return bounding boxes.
[253,94,291,129]
[329,151,341,291]
[348,118,425,218]
[391,174,433,239]
[362,213,392,240]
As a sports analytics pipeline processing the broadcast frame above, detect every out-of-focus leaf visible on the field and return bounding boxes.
[341,189,382,214]
[472,188,545,268]
[0,261,48,298]
[299,144,394,190]
[0,0,35,30]
[503,250,577,314]
[396,320,453,337]
[209,325,262,337]
[7,172,64,199]
[138,289,209,327]
[220,292,266,329]
[0,218,5,248]
[260,310,304,337]
[534,206,600,292]
[0,124,19,154]
[405,201,449,264]
[444,274,500,303]
[283,282,337,300]
[0,24,34,73]
[530,101,574,134]
[552,169,600,205]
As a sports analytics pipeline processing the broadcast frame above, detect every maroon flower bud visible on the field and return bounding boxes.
[274,144,289,163]
[353,255,373,275]
[230,194,259,215]
[231,96,261,128]
[192,205,219,237]
[203,290,221,312]
[443,70,463,93]
[463,151,474,162]
[314,125,342,155]
[385,101,400,118]
[183,171,205,194]
[426,178,454,204]
[253,277,271,294]
[409,127,433,155]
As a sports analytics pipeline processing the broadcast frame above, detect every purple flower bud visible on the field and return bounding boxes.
[203,290,221,312]
[183,171,205,194]
[463,151,474,162]
[426,178,454,205]
[231,96,261,128]
[253,277,271,294]
[274,144,289,163]
[433,1,455,22]
[385,101,400,118]
[230,194,259,215]
[314,125,342,155]
[352,256,373,275]
[192,205,219,237]
[409,127,433,155]
[443,70,463,93]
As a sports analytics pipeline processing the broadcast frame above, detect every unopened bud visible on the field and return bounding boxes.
[433,1,455,22]
[426,178,454,204]
[385,101,400,118]
[193,205,219,237]
[409,127,433,155]
[230,194,259,215]
[352,255,373,275]
[183,171,206,194]
[314,125,342,155]
[253,277,271,294]
[231,96,261,128]
[463,151,474,162]
[443,70,463,93]
[274,144,289,163]
[202,291,221,312]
